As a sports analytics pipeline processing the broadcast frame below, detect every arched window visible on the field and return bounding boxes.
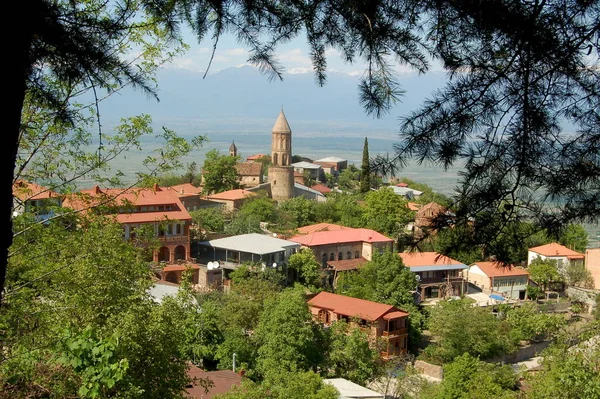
[354,251,360,258]
[273,153,278,165]
[322,253,328,265]
[346,251,352,260]
[338,252,343,260]
[330,253,335,261]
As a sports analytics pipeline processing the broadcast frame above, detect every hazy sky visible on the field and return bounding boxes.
[166,27,442,77]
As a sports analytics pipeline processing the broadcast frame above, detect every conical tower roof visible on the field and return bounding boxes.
[272,110,292,134]
[229,141,237,152]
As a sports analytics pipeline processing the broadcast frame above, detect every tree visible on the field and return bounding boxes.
[323,320,380,386]
[279,196,318,228]
[423,353,519,399]
[254,287,324,378]
[502,302,566,343]
[362,187,413,238]
[336,164,361,193]
[215,370,339,399]
[288,249,323,289]
[559,224,589,253]
[190,207,226,237]
[1,215,198,397]
[360,137,371,193]
[527,258,563,292]
[201,149,240,194]
[425,299,515,363]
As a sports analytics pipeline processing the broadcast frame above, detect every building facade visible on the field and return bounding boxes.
[465,261,530,300]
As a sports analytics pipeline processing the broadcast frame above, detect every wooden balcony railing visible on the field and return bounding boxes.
[382,328,408,337]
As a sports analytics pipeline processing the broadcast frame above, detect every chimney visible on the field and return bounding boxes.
[93,185,101,194]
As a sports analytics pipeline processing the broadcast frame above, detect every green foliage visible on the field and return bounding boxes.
[336,164,361,193]
[254,287,324,378]
[526,285,543,301]
[424,353,519,399]
[527,258,563,291]
[1,216,194,397]
[224,212,263,235]
[56,327,129,399]
[425,299,515,363]
[202,149,240,195]
[564,261,593,287]
[526,337,600,399]
[288,249,323,289]
[559,224,589,254]
[360,138,371,193]
[279,196,318,228]
[362,188,412,238]
[503,303,566,343]
[237,194,279,223]
[215,370,339,399]
[323,320,380,386]
[190,207,226,235]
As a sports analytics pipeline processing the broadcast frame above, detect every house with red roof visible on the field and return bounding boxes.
[162,183,203,211]
[63,184,195,280]
[527,242,585,272]
[235,161,263,188]
[206,189,257,211]
[185,363,242,399]
[12,180,63,221]
[289,228,394,266]
[308,291,409,358]
[398,251,468,300]
[466,261,530,300]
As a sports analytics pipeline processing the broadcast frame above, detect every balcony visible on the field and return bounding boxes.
[382,328,408,337]
[158,234,189,245]
[418,276,464,285]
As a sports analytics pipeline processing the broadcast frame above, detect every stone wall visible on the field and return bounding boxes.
[414,360,443,380]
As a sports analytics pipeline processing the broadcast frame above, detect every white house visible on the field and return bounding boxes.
[527,242,585,272]
[465,261,530,300]
[323,378,384,399]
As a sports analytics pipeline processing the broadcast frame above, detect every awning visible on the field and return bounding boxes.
[383,311,409,320]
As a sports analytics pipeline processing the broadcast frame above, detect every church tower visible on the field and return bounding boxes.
[268,109,294,202]
[229,140,237,157]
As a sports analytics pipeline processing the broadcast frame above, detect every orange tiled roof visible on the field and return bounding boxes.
[308,291,409,321]
[63,185,191,223]
[407,202,422,211]
[186,363,242,399]
[13,180,61,201]
[399,251,463,267]
[246,154,268,161]
[290,228,393,246]
[163,183,202,196]
[207,189,256,201]
[529,242,585,259]
[296,223,352,235]
[471,261,530,277]
[235,162,262,176]
[310,183,331,194]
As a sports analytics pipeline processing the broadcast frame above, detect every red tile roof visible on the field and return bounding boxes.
[186,364,242,399]
[398,251,463,268]
[407,202,421,211]
[529,242,585,259]
[327,257,368,271]
[310,183,331,194]
[290,228,393,246]
[471,261,530,277]
[235,162,262,176]
[308,292,409,321]
[296,223,351,235]
[164,183,202,196]
[13,180,61,201]
[63,185,191,223]
[207,189,256,201]
[246,154,268,161]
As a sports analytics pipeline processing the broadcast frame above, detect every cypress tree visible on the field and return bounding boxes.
[360,137,371,193]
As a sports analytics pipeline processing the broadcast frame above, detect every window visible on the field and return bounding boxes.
[330,253,335,261]
[322,253,328,264]
[338,252,343,260]
[354,251,359,258]
[175,224,182,235]
[346,251,352,259]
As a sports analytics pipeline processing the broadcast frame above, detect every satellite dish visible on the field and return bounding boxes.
[213,261,219,269]
[415,275,421,281]
[272,262,277,268]
[207,262,214,270]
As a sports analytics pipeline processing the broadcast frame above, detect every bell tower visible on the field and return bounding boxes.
[268,109,294,201]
